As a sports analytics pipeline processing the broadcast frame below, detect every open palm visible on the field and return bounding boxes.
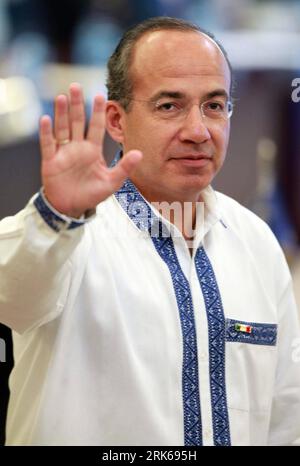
[40,83,142,218]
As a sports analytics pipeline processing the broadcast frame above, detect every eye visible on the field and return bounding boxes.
[155,101,179,112]
[206,101,225,112]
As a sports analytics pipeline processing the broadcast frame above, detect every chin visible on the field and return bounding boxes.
[181,173,211,190]
[171,181,209,202]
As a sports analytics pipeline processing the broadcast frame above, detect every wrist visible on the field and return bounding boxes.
[37,188,95,231]
[42,189,86,220]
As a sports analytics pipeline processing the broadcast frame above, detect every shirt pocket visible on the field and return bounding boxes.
[225,318,277,346]
[225,318,278,413]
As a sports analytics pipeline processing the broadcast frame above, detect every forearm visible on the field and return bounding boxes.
[0,194,85,334]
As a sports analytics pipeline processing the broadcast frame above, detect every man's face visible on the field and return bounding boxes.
[118,30,231,203]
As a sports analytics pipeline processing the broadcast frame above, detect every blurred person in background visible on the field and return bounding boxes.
[0,16,299,446]
[6,0,88,63]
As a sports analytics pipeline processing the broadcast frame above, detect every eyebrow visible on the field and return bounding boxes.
[205,89,229,100]
[149,91,185,102]
[149,88,230,102]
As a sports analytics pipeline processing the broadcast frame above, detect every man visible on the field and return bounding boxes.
[0,17,299,446]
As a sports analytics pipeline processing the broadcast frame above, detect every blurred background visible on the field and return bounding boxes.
[0,0,300,445]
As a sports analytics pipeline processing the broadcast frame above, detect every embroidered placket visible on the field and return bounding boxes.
[194,247,231,446]
[115,178,203,446]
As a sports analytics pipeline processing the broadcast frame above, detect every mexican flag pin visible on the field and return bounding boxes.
[234,323,252,334]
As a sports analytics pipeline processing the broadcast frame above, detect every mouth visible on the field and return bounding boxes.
[170,154,212,167]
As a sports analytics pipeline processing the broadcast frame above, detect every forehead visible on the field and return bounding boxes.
[130,30,231,97]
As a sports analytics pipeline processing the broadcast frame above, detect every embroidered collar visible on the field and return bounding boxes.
[112,151,226,242]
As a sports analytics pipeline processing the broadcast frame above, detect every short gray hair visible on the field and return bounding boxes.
[106,16,233,111]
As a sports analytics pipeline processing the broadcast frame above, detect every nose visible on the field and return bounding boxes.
[178,105,211,144]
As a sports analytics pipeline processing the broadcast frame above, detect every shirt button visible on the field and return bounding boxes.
[204,428,212,440]
[199,351,208,361]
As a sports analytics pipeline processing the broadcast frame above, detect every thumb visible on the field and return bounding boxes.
[109,150,143,188]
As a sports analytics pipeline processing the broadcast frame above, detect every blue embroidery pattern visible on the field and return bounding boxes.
[34,192,84,232]
[194,248,231,446]
[115,178,203,446]
[226,319,277,346]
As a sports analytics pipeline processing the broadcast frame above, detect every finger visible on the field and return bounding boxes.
[69,82,85,141]
[109,150,143,189]
[39,115,56,161]
[87,94,106,146]
[54,94,70,144]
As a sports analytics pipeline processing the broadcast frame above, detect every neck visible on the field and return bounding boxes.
[166,202,198,242]
[131,181,204,241]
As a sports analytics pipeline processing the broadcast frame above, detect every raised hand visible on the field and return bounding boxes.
[39,83,142,218]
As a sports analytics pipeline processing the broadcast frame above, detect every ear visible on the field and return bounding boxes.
[106,100,126,144]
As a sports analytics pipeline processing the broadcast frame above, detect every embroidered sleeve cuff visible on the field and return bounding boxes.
[33,188,95,232]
